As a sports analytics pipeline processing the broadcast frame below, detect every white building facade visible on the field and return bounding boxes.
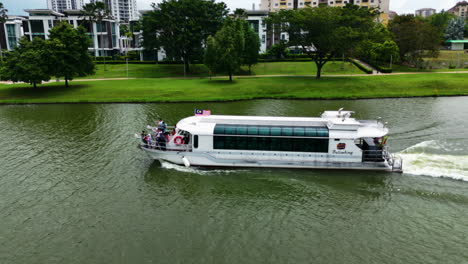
[246,10,269,54]
[12,9,121,56]
[47,0,84,12]
[259,0,390,24]
[415,8,436,18]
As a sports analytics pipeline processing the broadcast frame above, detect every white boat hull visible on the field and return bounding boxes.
[142,147,396,172]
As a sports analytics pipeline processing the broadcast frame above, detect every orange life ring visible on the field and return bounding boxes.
[174,136,184,145]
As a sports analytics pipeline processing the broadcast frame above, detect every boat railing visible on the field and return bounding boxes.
[362,149,386,162]
[362,148,403,172]
[140,141,193,152]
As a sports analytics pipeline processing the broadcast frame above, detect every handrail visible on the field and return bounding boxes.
[140,142,193,152]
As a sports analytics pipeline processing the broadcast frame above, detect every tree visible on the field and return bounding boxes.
[204,18,244,81]
[242,22,260,74]
[233,8,247,19]
[266,40,289,59]
[82,1,110,70]
[369,41,400,65]
[48,22,95,87]
[445,17,465,40]
[0,2,8,61]
[354,23,400,65]
[267,5,379,78]
[427,11,455,32]
[389,15,441,65]
[1,37,52,88]
[142,0,228,74]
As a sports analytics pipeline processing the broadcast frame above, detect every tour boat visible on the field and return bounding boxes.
[138,110,403,172]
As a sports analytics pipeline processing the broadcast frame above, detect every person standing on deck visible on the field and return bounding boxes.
[157,118,167,132]
[156,129,167,151]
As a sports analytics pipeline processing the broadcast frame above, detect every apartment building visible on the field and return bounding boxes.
[93,0,138,23]
[259,0,390,24]
[0,9,120,56]
[415,8,436,18]
[47,0,84,13]
[448,1,468,18]
[246,10,269,53]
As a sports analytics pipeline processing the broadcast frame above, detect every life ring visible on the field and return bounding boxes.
[174,136,184,145]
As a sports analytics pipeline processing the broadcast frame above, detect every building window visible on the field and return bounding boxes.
[262,35,266,43]
[6,24,17,48]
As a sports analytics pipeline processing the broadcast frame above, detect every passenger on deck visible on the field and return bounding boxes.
[157,118,167,132]
[141,131,148,147]
[156,130,167,151]
[147,134,153,148]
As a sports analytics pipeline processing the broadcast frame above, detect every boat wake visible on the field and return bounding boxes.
[159,161,243,175]
[398,141,468,181]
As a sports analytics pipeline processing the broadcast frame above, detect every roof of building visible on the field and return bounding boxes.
[449,1,468,12]
[24,9,65,17]
[245,10,269,16]
[446,39,468,43]
[62,9,84,15]
[416,8,436,11]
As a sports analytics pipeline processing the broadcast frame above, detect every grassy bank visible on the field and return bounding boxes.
[83,61,363,79]
[1,74,467,104]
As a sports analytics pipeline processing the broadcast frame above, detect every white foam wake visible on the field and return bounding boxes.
[399,141,468,181]
[159,161,242,175]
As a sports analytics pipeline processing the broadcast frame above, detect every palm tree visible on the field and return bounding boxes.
[0,2,8,61]
[82,1,110,71]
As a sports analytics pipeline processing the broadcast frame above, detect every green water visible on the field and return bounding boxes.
[1,98,467,264]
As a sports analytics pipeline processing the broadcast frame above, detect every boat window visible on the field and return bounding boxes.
[214,124,329,137]
[316,127,329,137]
[282,127,293,136]
[270,127,282,136]
[248,126,258,135]
[293,127,305,136]
[194,135,199,148]
[213,136,329,153]
[225,126,236,135]
[237,126,248,135]
[214,125,225,134]
[259,127,270,136]
[305,127,317,137]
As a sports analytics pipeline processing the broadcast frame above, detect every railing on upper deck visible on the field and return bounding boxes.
[140,141,193,152]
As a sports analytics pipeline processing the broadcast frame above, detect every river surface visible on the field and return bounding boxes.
[0,98,467,264]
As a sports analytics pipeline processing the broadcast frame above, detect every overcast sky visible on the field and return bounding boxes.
[2,0,461,16]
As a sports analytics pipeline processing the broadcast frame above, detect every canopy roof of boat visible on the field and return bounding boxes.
[176,114,388,138]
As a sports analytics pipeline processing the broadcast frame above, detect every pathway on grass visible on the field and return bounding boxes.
[351,59,380,74]
[1,71,468,85]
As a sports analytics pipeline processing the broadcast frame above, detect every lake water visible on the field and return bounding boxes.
[1,98,467,264]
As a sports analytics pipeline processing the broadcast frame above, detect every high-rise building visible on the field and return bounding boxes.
[92,0,138,23]
[415,8,436,18]
[259,0,390,24]
[448,1,468,18]
[47,0,84,12]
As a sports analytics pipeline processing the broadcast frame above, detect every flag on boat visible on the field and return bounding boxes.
[194,109,211,116]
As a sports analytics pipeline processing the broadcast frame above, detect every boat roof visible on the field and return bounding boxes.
[176,111,388,138]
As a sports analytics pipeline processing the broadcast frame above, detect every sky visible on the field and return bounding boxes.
[2,0,461,16]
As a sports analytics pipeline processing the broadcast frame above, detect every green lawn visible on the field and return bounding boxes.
[83,61,363,79]
[1,73,467,104]
[392,51,468,72]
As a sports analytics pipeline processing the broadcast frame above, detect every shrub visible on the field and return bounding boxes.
[349,59,373,74]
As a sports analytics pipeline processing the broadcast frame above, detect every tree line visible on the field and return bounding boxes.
[143,0,467,79]
[1,22,95,88]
